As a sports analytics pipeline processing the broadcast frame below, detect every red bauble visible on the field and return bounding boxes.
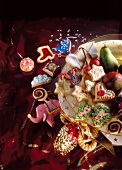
[118,102,122,109]
[83,65,92,74]
[90,58,100,66]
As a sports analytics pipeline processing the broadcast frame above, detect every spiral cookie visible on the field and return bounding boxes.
[108,121,122,134]
[77,133,97,152]
[33,88,48,101]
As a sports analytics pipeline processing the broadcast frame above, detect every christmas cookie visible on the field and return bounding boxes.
[54,79,71,98]
[43,60,61,77]
[32,87,48,101]
[94,82,115,102]
[72,85,88,102]
[74,101,92,121]
[59,67,82,88]
[88,64,105,81]
[107,121,122,134]
[20,57,34,73]
[91,104,111,127]
[85,80,96,92]
[54,38,71,56]
[37,45,55,63]
[31,74,52,88]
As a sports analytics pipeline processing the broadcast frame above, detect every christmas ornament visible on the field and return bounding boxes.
[53,123,79,156]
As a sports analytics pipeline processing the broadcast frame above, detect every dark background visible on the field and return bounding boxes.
[0,0,122,19]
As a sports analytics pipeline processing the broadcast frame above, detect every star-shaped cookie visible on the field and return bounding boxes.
[85,80,96,92]
[54,80,71,98]
[37,45,55,63]
[88,64,105,81]
[72,85,88,102]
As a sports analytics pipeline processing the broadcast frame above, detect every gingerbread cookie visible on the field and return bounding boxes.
[43,60,61,77]
[94,82,115,102]
[31,74,52,88]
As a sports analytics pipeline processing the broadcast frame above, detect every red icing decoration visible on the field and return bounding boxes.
[97,90,105,96]
[40,48,54,60]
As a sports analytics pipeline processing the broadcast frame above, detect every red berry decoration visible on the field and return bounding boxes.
[97,90,105,96]
[90,58,100,66]
[83,65,92,74]
[118,102,122,109]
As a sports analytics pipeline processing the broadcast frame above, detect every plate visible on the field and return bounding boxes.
[58,39,122,146]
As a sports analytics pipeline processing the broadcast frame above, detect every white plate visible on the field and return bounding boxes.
[58,39,122,146]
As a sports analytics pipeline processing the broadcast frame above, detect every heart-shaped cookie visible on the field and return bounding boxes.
[94,82,115,102]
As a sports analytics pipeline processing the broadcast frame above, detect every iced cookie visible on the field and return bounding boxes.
[31,74,52,88]
[72,85,88,102]
[88,64,105,81]
[74,101,92,121]
[37,45,55,63]
[43,60,61,77]
[20,57,34,74]
[85,80,96,92]
[91,104,111,127]
[94,82,115,102]
[54,79,71,98]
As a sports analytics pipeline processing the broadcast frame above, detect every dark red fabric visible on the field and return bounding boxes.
[0,18,122,170]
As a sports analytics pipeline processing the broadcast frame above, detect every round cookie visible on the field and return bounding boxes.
[20,57,34,75]
[33,88,48,101]
[107,121,122,134]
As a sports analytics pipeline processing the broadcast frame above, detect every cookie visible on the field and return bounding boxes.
[37,45,55,63]
[91,103,111,127]
[85,80,96,92]
[20,57,34,73]
[74,101,92,121]
[88,64,105,81]
[54,38,71,56]
[54,79,71,98]
[31,74,52,88]
[107,121,122,134]
[94,82,115,102]
[43,60,61,77]
[32,87,48,101]
[72,85,88,102]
